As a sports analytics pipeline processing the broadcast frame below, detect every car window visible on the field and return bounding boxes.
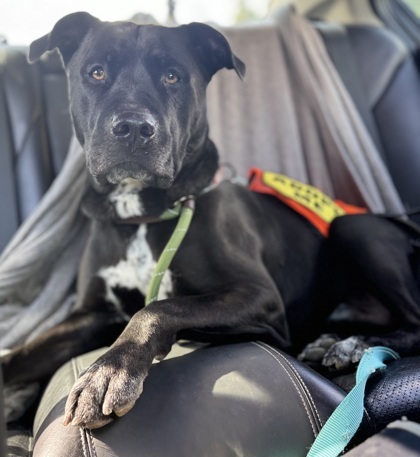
[0,0,270,45]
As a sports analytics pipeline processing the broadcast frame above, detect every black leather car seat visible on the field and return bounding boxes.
[30,343,348,457]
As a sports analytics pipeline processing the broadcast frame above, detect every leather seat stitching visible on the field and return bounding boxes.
[257,341,323,427]
[252,341,317,437]
[29,435,34,455]
[71,358,99,457]
[79,426,89,457]
[73,358,90,457]
[87,428,98,457]
[71,357,78,381]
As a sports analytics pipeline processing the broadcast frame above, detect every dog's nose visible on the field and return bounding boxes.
[111,114,156,145]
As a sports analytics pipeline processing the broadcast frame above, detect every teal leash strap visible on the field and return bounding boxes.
[307,346,400,457]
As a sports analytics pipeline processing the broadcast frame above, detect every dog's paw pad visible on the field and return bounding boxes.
[64,347,148,428]
[322,336,369,371]
[298,334,341,363]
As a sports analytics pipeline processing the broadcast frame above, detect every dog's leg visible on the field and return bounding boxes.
[318,214,420,370]
[64,282,286,428]
[1,310,125,385]
[329,214,420,326]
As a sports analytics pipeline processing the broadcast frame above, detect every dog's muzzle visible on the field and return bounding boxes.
[89,111,176,187]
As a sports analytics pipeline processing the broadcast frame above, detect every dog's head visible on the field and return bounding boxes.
[29,12,245,192]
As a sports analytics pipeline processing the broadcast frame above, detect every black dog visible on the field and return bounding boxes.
[2,12,420,429]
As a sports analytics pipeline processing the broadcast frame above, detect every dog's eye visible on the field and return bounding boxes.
[90,66,106,81]
[164,71,179,84]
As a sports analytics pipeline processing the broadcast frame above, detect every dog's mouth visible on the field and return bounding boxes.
[94,162,174,189]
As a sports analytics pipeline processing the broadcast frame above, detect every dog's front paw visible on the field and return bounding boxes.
[298,334,341,365]
[64,344,151,429]
[322,336,369,371]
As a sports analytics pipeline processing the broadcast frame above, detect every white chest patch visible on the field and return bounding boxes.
[109,178,144,219]
[98,225,173,314]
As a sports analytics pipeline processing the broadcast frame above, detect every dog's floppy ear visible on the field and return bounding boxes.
[29,12,99,64]
[183,23,246,81]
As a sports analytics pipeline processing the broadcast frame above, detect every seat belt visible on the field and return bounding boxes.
[307,346,400,457]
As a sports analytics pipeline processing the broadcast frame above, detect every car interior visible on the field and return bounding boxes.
[1,0,420,455]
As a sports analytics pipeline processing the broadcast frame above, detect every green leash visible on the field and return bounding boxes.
[307,346,400,457]
[145,197,195,305]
